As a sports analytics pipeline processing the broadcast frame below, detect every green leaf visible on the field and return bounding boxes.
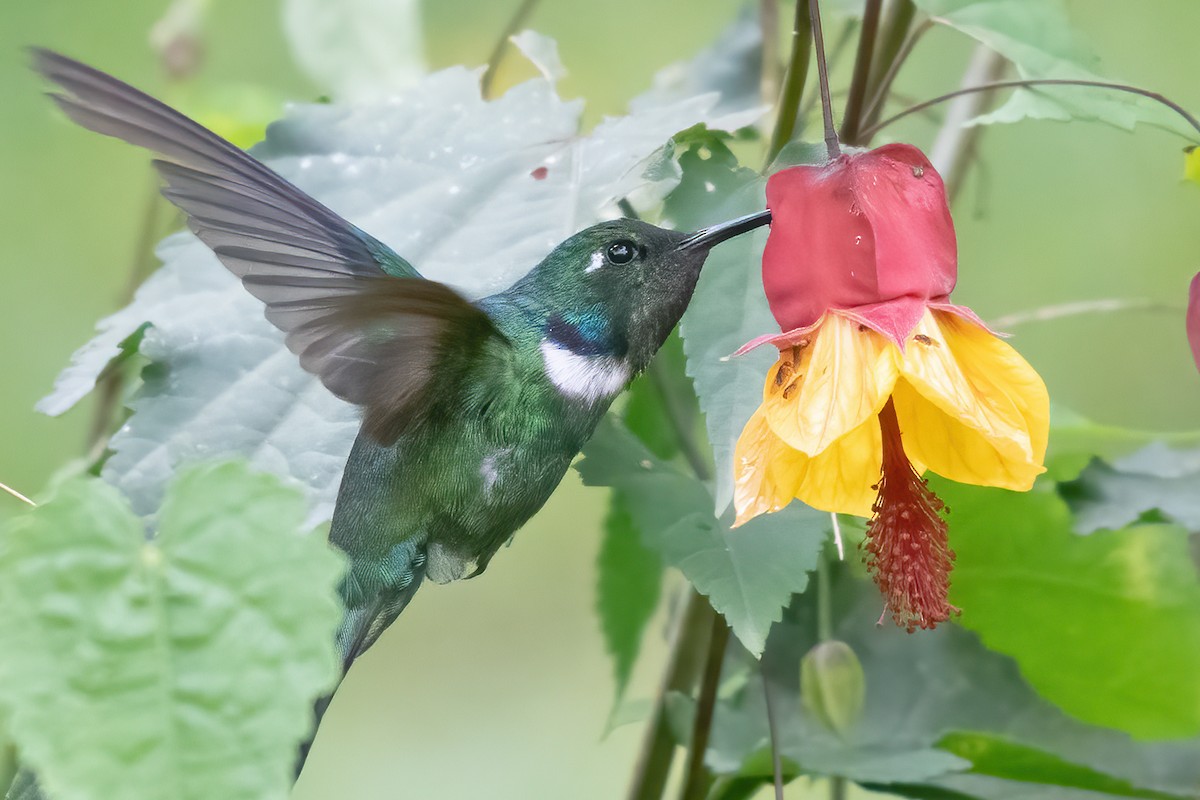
[578,417,827,657]
[1042,405,1200,482]
[1062,443,1200,533]
[913,0,1199,138]
[943,480,1200,739]
[938,732,1183,799]
[282,0,426,102]
[704,573,1200,795]
[672,138,773,513]
[41,58,745,522]
[0,462,343,800]
[4,770,43,800]
[0,736,13,799]
[36,322,149,419]
[623,333,694,461]
[596,494,663,704]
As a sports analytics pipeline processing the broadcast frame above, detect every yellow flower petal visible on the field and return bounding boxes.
[761,313,899,457]
[894,310,1049,490]
[733,407,808,526]
[734,405,880,525]
[792,417,882,517]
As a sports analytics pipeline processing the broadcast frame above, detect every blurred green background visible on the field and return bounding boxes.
[1,1,1198,798]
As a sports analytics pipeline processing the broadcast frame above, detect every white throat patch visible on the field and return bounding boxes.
[539,340,631,403]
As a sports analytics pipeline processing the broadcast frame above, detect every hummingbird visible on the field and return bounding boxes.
[34,49,771,770]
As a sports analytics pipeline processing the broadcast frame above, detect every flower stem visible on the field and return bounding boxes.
[647,358,712,483]
[627,590,715,800]
[816,551,846,800]
[765,0,813,165]
[678,614,730,800]
[816,550,834,643]
[837,0,882,144]
[761,664,785,800]
[480,0,541,99]
[809,0,841,160]
[860,77,1200,142]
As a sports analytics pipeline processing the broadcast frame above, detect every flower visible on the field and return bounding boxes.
[733,143,1049,631]
[1187,272,1200,375]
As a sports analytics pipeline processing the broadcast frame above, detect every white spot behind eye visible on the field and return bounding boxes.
[586,251,605,273]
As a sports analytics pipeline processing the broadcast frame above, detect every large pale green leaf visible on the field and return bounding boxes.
[577,417,827,656]
[944,479,1200,739]
[913,0,1198,138]
[596,495,663,703]
[0,462,343,800]
[40,55,745,521]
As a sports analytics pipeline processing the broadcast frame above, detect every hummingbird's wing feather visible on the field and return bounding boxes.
[35,49,511,443]
[272,274,509,444]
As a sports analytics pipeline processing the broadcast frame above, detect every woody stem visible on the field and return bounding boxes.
[808,0,841,160]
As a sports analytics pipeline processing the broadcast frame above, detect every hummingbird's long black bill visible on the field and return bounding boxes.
[675,210,772,252]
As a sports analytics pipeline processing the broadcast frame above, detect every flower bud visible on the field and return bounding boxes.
[800,640,865,737]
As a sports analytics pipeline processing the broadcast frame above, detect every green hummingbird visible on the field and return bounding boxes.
[35,49,770,769]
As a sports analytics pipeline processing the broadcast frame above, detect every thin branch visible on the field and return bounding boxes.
[809,0,841,160]
[861,78,1200,142]
[479,0,541,99]
[989,297,1179,330]
[837,0,882,144]
[0,480,35,507]
[678,616,730,800]
[765,0,813,165]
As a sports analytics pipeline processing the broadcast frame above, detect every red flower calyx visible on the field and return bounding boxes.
[762,143,959,348]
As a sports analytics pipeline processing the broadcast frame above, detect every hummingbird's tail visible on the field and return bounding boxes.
[295,542,428,779]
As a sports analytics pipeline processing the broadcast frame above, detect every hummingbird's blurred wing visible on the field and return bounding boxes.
[34,49,510,444]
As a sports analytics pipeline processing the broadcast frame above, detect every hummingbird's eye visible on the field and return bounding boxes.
[605,240,638,266]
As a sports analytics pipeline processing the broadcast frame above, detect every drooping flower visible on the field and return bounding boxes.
[1187,272,1200,375]
[734,143,1050,632]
